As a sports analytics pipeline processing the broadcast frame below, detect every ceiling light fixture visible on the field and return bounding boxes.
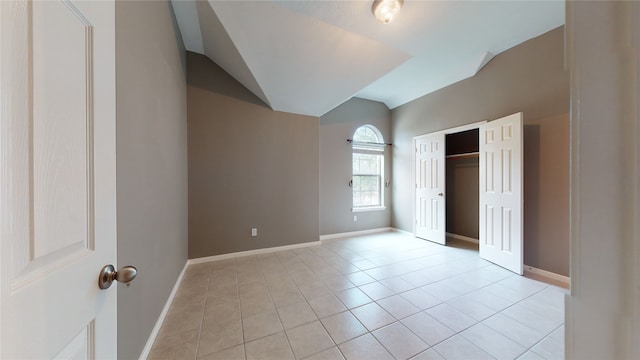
[372,0,404,24]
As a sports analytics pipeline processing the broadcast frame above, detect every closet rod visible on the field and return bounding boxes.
[445,152,480,159]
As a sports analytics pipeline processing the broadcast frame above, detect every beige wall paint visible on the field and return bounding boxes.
[187,53,319,258]
[115,1,188,359]
[320,98,392,235]
[391,27,570,276]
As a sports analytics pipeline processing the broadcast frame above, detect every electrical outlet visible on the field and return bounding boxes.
[353,215,357,222]
[251,228,257,237]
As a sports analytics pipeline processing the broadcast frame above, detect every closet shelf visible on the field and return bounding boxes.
[446,152,480,159]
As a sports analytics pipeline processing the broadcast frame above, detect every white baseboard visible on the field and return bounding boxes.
[188,241,321,264]
[139,261,188,360]
[319,227,393,241]
[393,228,414,236]
[446,232,479,244]
[524,264,570,288]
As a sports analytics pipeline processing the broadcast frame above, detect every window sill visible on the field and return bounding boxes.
[352,206,386,213]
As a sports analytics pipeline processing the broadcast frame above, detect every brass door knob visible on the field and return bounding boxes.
[98,265,137,289]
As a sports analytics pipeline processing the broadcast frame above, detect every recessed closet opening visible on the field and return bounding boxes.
[415,113,524,274]
[445,129,480,251]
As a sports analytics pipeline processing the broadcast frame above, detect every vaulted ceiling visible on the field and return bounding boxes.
[171,1,564,117]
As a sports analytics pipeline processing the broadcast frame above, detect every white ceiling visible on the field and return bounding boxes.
[171,0,564,117]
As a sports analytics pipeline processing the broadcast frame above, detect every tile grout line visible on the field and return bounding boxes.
[158,234,564,360]
[192,262,213,360]
[232,258,247,360]
[350,248,549,357]
[315,241,497,358]
[262,255,297,360]
[280,247,355,360]
[520,322,565,360]
[332,252,557,358]
[293,250,344,359]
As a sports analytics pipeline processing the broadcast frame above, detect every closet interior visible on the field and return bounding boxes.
[445,128,480,245]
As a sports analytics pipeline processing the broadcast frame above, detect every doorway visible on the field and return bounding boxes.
[445,128,480,246]
[414,113,524,274]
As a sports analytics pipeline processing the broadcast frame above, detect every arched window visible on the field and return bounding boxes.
[352,125,385,211]
[353,125,381,144]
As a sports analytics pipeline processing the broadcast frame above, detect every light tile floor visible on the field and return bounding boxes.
[148,232,566,360]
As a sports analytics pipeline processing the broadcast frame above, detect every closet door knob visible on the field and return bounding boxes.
[438,193,443,196]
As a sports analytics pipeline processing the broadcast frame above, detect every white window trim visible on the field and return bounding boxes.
[352,143,385,152]
[352,125,385,210]
[352,153,384,208]
[352,206,387,213]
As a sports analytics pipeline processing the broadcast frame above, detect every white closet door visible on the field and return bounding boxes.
[1,0,117,358]
[415,132,446,245]
[479,112,523,274]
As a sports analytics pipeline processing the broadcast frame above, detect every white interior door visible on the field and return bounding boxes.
[1,0,117,358]
[479,112,523,274]
[415,132,446,245]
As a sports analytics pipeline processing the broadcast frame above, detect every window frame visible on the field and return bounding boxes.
[351,125,386,212]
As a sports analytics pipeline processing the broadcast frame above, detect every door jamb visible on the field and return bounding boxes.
[412,120,487,239]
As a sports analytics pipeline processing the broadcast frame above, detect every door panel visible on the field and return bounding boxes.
[415,132,446,244]
[1,0,116,358]
[479,113,523,274]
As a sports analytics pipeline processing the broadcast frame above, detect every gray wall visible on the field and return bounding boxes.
[320,98,392,235]
[115,2,188,359]
[523,113,569,276]
[566,1,640,358]
[391,27,570,276]
[446,157,479,239]
[187,52,319,258]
